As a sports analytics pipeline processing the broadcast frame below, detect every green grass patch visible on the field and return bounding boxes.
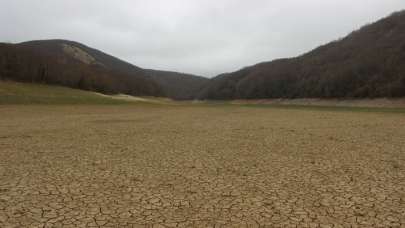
[0,80,132,105]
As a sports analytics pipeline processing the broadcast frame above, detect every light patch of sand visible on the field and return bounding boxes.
[62,44,96,65]
[95,92,174,104]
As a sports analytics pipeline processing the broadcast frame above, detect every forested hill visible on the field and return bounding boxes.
[198,10,405,100]
[0,40,207,99]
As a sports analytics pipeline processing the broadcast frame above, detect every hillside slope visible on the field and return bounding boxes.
[0,40,164,97]
[146,69,208,100]
[199,10,405,100]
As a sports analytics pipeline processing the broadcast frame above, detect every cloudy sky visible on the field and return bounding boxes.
[1,0,405,77]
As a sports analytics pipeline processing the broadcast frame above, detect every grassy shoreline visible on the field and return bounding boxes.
[2,80,405,113]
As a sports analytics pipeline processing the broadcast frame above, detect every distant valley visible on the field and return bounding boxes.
[1,10,405,100]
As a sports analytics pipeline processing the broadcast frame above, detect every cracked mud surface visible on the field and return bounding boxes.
[0,105,404,227]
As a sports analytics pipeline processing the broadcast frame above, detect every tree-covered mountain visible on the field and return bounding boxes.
[199,11,405,99]
[0,40,164,96]
[0,40,207,99]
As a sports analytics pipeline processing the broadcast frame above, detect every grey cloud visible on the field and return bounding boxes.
[1,0,405,77]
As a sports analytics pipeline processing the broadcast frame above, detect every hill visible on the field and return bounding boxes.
[0,40,164,97]
[0,40,208,100]
[199,10,405,100]
[146,69,208,100]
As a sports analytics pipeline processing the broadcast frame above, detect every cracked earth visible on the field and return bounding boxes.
[0,105,404,227]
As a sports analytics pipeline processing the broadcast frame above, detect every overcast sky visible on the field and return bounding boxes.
[1,0,405,77]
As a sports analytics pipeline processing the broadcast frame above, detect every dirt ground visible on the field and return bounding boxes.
[0,105,404,227]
